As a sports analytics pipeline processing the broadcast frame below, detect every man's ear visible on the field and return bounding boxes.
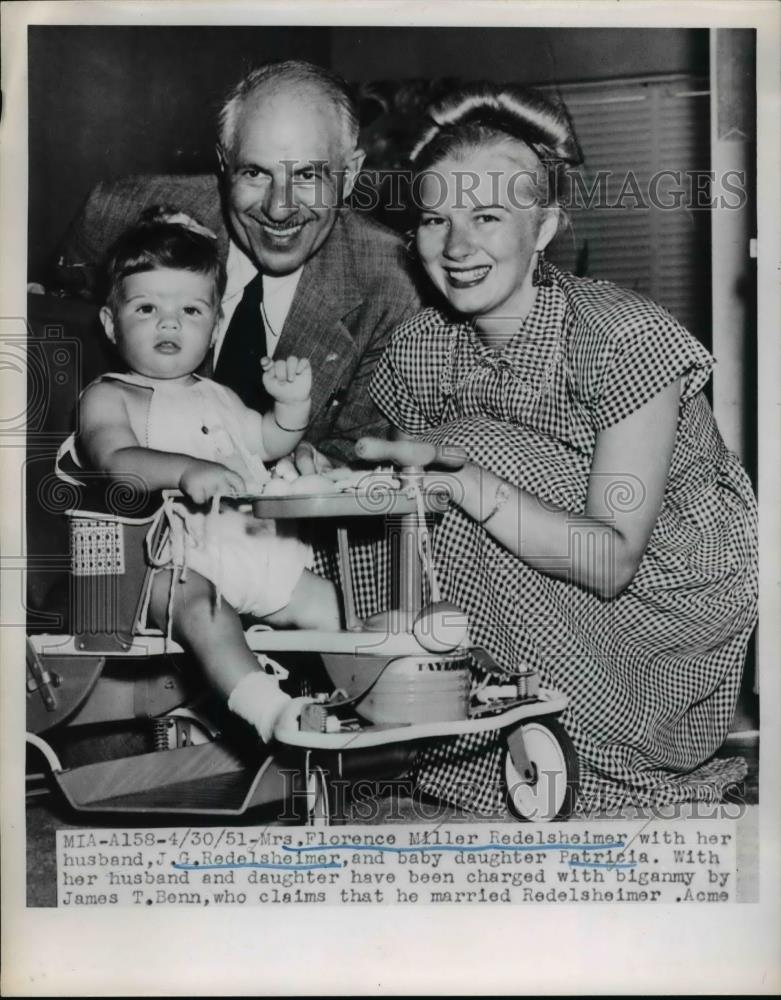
[536,206,560,253]
[99,306,117,344]
[341,147,366,199]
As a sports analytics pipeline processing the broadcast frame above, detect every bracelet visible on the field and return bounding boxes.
[273,412,309,434]
[478,481,512,526]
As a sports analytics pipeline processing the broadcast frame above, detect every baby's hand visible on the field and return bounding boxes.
[261,355,312,404]
[179,460,246,504]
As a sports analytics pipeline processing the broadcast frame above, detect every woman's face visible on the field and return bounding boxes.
[415,142,558,325]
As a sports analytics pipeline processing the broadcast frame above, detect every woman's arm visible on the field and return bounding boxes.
[358,378,681,598]
[78,382,245,502]
[451,379,681,597]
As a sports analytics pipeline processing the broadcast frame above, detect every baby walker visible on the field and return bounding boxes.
[26,442,578,824]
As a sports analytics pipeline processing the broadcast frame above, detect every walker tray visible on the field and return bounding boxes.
[245,477,451,520]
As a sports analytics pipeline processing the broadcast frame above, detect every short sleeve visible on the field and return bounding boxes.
[569,286,715,432]
[369,310,451,435]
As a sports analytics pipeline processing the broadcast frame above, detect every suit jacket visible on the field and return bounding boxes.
[55,174,424,462]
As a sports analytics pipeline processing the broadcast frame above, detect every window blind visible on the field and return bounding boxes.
[544,76,712,347]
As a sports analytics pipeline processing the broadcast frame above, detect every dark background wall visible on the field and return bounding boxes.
[331,26,708,83]
[28,25,708,281]
[27,26,330,280]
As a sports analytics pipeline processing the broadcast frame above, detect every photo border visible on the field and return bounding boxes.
[2,1,779,995]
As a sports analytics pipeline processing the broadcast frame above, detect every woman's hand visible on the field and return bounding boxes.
[178,459,246,504]
[355,436,467,469]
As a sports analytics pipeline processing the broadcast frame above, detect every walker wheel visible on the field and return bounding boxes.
[504,719,579,822]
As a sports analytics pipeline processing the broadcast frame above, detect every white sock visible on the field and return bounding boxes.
[227,671,292,743]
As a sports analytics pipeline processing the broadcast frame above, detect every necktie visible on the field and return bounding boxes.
[212,273,273,414]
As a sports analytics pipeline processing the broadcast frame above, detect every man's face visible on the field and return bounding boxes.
[222,88,360,276]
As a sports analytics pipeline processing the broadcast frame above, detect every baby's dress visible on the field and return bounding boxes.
[67,374,311,618]
[369,258,758,811]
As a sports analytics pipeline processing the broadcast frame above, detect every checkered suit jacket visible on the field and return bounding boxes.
[56,173,424,462]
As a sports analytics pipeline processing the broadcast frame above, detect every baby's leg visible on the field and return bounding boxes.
[263,570,341,631]
[148,569,290,740]
[149,569,258,697]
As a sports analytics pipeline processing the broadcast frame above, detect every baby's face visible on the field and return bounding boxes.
[102,268,219,381]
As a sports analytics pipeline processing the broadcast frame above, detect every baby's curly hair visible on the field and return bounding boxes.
[103,206,226,312]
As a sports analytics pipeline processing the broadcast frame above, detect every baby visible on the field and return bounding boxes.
[71,207,340,741]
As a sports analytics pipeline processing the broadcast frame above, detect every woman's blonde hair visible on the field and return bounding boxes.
[411,82,582,209]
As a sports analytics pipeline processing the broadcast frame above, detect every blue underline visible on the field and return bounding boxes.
[174,861,343,872]
[172,840,631,873]
[568,860,637,869]
[282,841,627,855]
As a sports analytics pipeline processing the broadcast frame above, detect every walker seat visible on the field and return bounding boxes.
[67,506,162,652]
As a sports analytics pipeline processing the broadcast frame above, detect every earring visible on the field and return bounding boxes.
[532,250,551,288]
[404,229,418,260]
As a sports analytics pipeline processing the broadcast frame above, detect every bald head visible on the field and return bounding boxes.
[218,60,359,163]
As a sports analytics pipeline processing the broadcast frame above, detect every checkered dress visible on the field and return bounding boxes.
[364,257,758,812]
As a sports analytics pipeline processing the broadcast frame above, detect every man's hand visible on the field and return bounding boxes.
[293,440,334,476]
[261,355,312,404]
[178,459,246,504]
